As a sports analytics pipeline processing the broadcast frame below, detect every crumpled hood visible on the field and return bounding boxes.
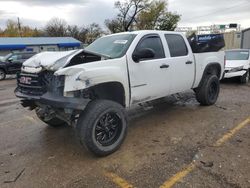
[225,60,249,68]
[23,49,82,70]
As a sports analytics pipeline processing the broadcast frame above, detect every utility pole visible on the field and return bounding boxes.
[17,17,22,37]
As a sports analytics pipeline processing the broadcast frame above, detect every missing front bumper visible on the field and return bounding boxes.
[15,89,90,111]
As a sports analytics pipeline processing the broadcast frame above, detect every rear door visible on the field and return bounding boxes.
[127,34,172,104]
[164,34,195,93]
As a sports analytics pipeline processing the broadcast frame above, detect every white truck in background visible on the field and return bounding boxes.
[15,30,225,156]
[224,49,250,83]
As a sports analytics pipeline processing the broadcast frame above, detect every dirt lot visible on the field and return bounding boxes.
[0,77,249,188]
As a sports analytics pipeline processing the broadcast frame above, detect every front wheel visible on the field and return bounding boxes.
[240,70,249,84]
[195,74,220,106]
[76,100,128,157]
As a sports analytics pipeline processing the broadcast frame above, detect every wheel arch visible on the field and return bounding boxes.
[197,62,222,88]
[83,81,126,107]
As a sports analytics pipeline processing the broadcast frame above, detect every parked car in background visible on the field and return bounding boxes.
[224,49,250,83]
[0,52,36,80]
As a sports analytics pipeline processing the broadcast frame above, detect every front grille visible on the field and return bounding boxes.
[17,71,64,96]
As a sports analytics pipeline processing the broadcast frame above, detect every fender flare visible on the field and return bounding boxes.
[197,62,222,88]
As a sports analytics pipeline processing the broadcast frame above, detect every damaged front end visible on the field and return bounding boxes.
[15,71,90,110]
[14,50,105,124]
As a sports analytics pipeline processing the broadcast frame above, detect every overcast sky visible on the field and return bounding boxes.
[0,0,250,30]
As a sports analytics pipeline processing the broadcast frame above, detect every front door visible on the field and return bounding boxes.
[127,34,172,105]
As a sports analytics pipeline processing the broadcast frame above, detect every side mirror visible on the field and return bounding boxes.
[132,48,155,63]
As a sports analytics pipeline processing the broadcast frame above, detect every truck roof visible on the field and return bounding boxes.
[130,30,181,35]
[106,30,183,37]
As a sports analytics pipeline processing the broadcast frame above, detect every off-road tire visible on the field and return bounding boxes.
[35,109,66,127]
[0,69,6,81]
[195,74,220,106]
[240,70,249,84]
[76,100,128,157]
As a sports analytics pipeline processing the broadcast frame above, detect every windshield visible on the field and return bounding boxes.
[85,34,136,59]
[1,53,12,62]
[226,50,249,60]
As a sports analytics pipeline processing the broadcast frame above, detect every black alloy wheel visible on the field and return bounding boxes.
[94,112,123,146]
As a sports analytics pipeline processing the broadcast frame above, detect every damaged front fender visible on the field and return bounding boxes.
[56,66,126,93]
[54,57,130,105]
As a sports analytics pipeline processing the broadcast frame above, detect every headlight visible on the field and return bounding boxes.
[229,66,244,73]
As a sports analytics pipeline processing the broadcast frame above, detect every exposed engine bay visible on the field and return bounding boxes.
[21,49,107,73]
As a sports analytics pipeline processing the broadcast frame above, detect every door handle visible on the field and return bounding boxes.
[160,64,169,69]
[186,61,193,64]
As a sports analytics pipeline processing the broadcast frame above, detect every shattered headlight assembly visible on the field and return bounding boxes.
[229,66,244,73]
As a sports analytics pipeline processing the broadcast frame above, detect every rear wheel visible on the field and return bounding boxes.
[76,100,128,157]
[0,69,6,80]
[35,108,66,127]
[195,74,220,106]
[240,70,249,84]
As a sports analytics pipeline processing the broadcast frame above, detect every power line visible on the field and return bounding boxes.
[183,1,250,22]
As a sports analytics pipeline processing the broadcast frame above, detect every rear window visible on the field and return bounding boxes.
[226,51,249,60]
[165,34,188,57]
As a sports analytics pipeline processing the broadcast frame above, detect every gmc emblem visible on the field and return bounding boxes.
[19,76,32,85]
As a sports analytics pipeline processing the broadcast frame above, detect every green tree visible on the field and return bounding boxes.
[4,20,20,37]
[136,0,166,30]
[157,12,181,31]
[1,19,44,37]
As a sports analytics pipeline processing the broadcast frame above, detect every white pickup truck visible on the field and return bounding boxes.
[15,30,225,156]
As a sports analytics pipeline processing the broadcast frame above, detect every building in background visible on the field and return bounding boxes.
[223,32,241,50]
[0,37,82,56]
[241,28,250,49]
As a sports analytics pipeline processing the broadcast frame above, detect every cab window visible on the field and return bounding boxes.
[9,54,22,62]
[165,34,188,57]
[134,35,165,60]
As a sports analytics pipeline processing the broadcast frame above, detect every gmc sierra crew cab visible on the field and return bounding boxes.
[15,30,225,156]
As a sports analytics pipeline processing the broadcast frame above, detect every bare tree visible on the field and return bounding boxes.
[85,23,104,44]
[45,18,68,37]
[67,25,80,39]
[105,18,124,33]
[115,0,150,31]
